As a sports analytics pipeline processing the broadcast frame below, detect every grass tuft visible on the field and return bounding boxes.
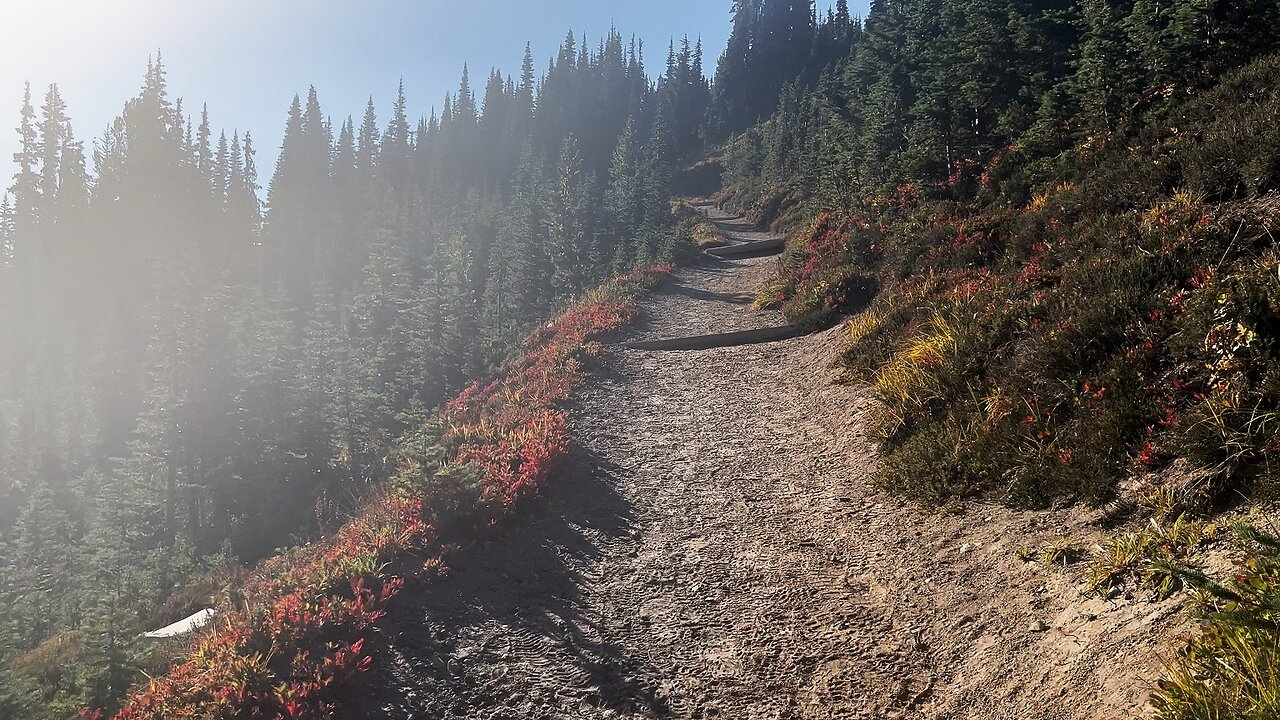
[1152,523,1280,719]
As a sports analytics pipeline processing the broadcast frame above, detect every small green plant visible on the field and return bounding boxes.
[1087,532,1159,592]
[1152,523,1280,719]
[1150,514,1208,555]
[1086,514,1209,600]
[1038,537,1085,568]
[1134,482,1179,520]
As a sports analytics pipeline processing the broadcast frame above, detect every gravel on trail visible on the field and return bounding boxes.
[346,210,1190,720]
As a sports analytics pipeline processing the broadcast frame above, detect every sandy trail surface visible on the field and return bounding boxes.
[349,210,1189,720]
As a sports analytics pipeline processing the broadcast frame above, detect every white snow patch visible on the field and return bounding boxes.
[143,608,216,639]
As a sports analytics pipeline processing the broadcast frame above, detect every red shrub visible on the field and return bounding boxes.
[98,264,672,720]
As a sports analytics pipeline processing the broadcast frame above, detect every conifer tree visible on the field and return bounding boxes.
[38,85,67,206]
[357,98,380,180]
[0,194,14,265]
[214,131,229,200]
[547,135,592,298]
[11,83,41,258]
[196,105,213,183]
[383,80,413,190]
[606,117,645,246]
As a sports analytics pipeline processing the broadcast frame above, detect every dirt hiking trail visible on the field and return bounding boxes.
[349,209,1190,719]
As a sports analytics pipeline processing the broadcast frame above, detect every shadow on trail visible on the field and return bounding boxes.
[666,283,755,305]
[679,258,744,275]
[714,218,759,235]
[344,446,669,719]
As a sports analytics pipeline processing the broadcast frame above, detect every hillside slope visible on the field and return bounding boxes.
[347,211,1188,719]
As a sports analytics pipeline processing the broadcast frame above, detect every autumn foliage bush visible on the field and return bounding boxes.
[84,264,672,720]
[756,211,879,323]
[756,55,1280,511]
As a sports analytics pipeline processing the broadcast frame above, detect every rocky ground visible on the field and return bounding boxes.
[348,211,1191,720]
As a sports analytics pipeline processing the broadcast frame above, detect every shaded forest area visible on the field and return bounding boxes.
[0,28,715,715]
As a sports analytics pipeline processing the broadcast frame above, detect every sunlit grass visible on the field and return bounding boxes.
[873,313,958,410]
[1153,524,1280,719]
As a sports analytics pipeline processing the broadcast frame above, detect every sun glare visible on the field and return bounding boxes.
[8,0,128,34]
[2,0,162,69]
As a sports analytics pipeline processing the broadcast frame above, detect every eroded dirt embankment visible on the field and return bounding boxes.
[347,211,1189,720]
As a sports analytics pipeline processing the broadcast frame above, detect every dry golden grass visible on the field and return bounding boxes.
[1025,181,1077,214]
[873,313,959,410]
[754,277,790,310]
[845,306,887,347]
[1141,187,1207,231]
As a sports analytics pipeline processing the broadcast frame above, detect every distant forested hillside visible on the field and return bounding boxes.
[718,0,1280,211]
[0,29,710,715]
[716,0,1280,207]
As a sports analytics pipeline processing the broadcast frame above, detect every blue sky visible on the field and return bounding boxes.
[1,1,866,187]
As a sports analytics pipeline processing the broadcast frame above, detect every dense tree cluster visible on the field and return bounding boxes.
[707,0,861,140]
[0,28,709,715]
[722,0,1280,212]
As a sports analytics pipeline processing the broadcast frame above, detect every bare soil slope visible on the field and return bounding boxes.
[349,213,1190,720]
